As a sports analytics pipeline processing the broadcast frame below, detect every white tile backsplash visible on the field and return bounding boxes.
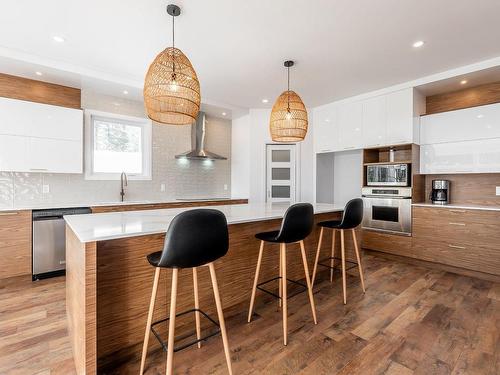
[0,91,232,209]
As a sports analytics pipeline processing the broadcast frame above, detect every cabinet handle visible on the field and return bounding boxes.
[448,244,466,250]
[449,222,466,226]
[450,209,466,213]
[29,168,48,171]
[320,149,332,152]
[0,211,19,216]
[344,146,355,150]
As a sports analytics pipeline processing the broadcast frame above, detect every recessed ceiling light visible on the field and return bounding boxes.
[123,90,129,95]
[477,114,484,119]
[460,80,468,85]
[35,71,43,76]
[52,36,65,43]
[262,99,269,103]
[222,112,227,116]
[412,40,425,48]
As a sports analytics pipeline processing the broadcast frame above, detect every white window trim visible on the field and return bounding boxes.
[84,109,152,180]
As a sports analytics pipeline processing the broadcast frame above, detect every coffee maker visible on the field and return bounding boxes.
[430,180,450,205]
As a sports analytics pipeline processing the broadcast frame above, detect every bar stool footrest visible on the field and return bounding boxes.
[318,257,358,272]
[256,276,307,300]
[151,308,220,353]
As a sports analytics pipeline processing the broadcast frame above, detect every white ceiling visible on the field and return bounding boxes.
[1,0,500,110]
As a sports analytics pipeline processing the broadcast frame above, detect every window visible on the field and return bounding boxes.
[84,110,152,180]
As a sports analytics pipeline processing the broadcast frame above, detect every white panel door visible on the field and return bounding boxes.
[420,138,500,174]
[28,138,83,173]
[338,101,363,150]
[0,97,83,141]
[0,135,29,172]
[266,144,296,202]
[313,103,339,153]
[386,88,413,145]
[420,102,500,145]
[362,95,387,148]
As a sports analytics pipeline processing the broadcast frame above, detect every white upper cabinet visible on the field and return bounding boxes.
[0,97,83,173]
[362,95,387,148]
[420,102,500,145]
[338,101,363,150]
[313,103,339,153]
[386,88,414,145]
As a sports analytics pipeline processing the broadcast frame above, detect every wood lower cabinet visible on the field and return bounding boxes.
[0,210,32,279]
[363,206,500,277]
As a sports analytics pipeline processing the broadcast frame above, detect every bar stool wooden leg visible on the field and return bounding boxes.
[166,269,178,375]
[351,229,366,293]
[140,267,160,375]
[208,263,233,375]
[192,268,202,348]
[299,241,318,325]
[281,243,288,345]
[330,229,336,282]
[340,230,347,305]
[278,244,283,308]
[248,240,264,322]
[311,227,324,287]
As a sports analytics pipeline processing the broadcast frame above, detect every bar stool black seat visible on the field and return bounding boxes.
[311,198,366,305]
[247,203,318,346]
[140,209,232,375]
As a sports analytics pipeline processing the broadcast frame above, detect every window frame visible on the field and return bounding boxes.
[84,109,152,180]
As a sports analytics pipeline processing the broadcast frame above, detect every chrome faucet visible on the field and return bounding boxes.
[120,172,128,202]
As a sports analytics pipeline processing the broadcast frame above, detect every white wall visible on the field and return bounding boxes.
[230,108,314,203]
[231,114,250,198]
[333,150,362,206]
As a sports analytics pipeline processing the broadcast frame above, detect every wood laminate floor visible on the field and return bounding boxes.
[0,254,499,374]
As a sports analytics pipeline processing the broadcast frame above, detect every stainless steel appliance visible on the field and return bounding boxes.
[362,187,412,235]
[366,163,410,187]
[430,180,450,205]
[32,207,91,280]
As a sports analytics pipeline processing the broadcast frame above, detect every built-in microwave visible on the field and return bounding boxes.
[366,164,410,187]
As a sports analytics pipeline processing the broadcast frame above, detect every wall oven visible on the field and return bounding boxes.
[366,164,410,186]
[362,187,412,236]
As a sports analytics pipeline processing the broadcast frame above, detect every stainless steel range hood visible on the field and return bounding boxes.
[175,112,227,160]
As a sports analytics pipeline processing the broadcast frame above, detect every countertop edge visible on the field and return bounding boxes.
[412,203,500,212]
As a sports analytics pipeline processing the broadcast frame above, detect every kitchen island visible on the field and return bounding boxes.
[64,202,345,374]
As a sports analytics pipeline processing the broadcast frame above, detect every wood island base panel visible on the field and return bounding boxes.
[65,210,348,374]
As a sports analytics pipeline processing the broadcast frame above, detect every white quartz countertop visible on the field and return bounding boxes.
[0,197,243,212]
[412,203,500,212]
[64,202,344,243]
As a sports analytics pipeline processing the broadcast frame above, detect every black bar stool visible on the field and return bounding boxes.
[140,209,232,375]
[311,198,366,304]
[247,203,317,346]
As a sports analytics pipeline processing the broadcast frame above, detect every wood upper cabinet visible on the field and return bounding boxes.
[313,103,339,153]
[0,210,32,279]
[412,206,500,275]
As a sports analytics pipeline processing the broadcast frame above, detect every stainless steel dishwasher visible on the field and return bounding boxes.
[32,207,91,280]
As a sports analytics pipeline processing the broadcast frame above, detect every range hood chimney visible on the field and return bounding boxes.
[175,112,227,160]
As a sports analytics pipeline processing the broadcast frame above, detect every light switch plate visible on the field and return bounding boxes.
[223,184,228,191]
[496,186,500,196]
[42,184,50,194]
[160,183,166,192]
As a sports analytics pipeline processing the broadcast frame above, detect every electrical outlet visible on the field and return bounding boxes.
[496,186,500,196]
[42,184,50,194]
[223,184,228,191]
[160,183,166,192]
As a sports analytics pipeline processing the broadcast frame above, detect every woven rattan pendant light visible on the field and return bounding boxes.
[144,4,201,125]
[269,60,308,142]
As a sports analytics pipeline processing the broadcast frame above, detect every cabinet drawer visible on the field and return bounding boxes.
[413,206,500,247]
[361,229,414,258]
[412,238,500,276]
[0,210,32,279]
